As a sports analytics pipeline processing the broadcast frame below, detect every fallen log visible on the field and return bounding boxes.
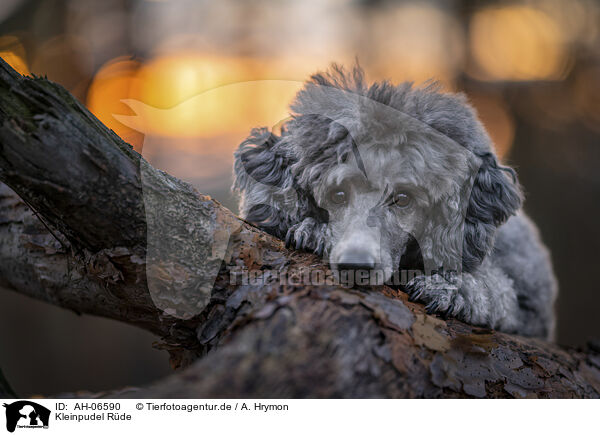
[1,57,599,398]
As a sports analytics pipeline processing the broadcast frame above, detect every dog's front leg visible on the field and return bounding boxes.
[285,217,331,257]
[405,263,519,333]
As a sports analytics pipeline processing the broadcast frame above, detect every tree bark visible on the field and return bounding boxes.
[1,57,599,398]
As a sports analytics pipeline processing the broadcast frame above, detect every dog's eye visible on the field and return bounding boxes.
[393,192,411,208]
[330,190,348,205]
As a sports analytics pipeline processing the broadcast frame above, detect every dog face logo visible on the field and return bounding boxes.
[3,401,50,432]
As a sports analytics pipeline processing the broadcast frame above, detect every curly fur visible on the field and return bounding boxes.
[233,64,557,339]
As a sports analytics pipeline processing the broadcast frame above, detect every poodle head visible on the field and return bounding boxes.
[234,65,522,283]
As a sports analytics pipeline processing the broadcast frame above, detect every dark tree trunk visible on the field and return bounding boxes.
[1,57,599,398]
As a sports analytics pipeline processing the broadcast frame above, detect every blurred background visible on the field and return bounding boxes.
[0,0,599,396]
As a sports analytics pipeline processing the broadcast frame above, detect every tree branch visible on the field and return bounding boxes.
[1,57,599,398]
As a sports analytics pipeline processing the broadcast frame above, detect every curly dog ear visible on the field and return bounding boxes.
[462,152,522,271]
[410,90,523,274]
[232,127,297,239]
[418,150,522,276]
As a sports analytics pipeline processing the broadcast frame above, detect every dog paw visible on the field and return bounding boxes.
[285,218,314,251]
[405,274,460,316]
[285,218,331,256]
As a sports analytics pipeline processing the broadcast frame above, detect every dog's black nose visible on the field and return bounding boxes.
[336,250,377,271]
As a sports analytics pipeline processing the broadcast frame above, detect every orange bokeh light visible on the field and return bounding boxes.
[0,35,30,76]
[367,4,464,88]
[469,6,571,81]
[88,53,305,141]
[468,93,515,160]
[86,57,145,150]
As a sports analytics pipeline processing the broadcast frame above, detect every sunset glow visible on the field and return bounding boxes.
[0,35,29,75]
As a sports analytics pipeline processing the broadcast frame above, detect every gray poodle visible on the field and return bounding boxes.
[233,65,557,339]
